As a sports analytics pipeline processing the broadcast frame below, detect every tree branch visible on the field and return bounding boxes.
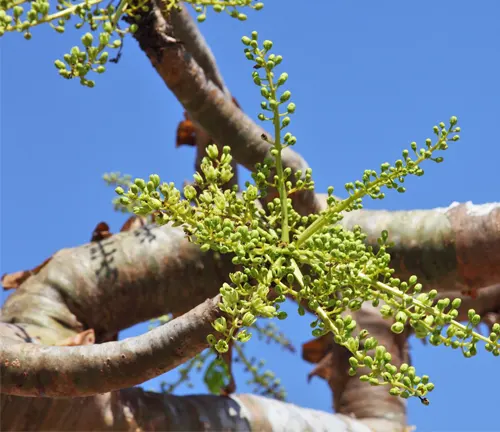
[169,4,230,96]
[0,296,223,398]
[0,389,382,431]
[338,201,500,294]
[1,223,230,342]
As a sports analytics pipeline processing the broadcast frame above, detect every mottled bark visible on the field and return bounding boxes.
[1,390,376,432]
[339,201,500,294]
[1,296,223,397]
[1,224,229,343]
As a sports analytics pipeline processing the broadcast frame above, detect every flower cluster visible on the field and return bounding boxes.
[0,0,264,85]
[116,33,499,403]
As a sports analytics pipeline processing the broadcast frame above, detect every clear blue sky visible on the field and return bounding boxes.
[1,1,499,430]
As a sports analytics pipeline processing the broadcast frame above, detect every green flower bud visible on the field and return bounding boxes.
[212,317,227,333]
[81,32,93,47]
[349,357,359,368]
[184,185,197,200]
[149,198,162,210]
[258,305,275,318]
[363,356,373,367]
[277,72,288,85]
[375,346,386,360]
[99,32,110,45]
[237,13,247,21]
[193,172,203,184]
[54,60,65,69]
[129,24,138,33]
[206,144,219,160]
[471,314,481,326]
[96,65,105,74]
[364,337,378,351]
[263,40,273,50]
[254,2,264,10]
[215,340,229,353]
[287,103,296,113]
[237,330,251,343]
[251,31,258,40]
[242,312,256,327]
[200,244,211,252]
[391,322,405,334]
[197,14,206,23]
[103,21,113,33]
[280,90,291,102]
[115,186,124,195]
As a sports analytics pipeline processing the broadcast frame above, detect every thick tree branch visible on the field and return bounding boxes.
[2,201,496,344]
[169,4,229,96]
[1,389,379,431]
[0,296,222,398]
[338,201,500,293]
[1,224,229,342]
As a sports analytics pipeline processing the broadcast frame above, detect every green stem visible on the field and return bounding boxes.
[112,0,127,27]
[295,136,448,248]
[359,272,494,347]
[266,66,289,243]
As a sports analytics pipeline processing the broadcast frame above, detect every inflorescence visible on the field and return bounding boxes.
[0,0,263,86]
[115,31,499,403]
